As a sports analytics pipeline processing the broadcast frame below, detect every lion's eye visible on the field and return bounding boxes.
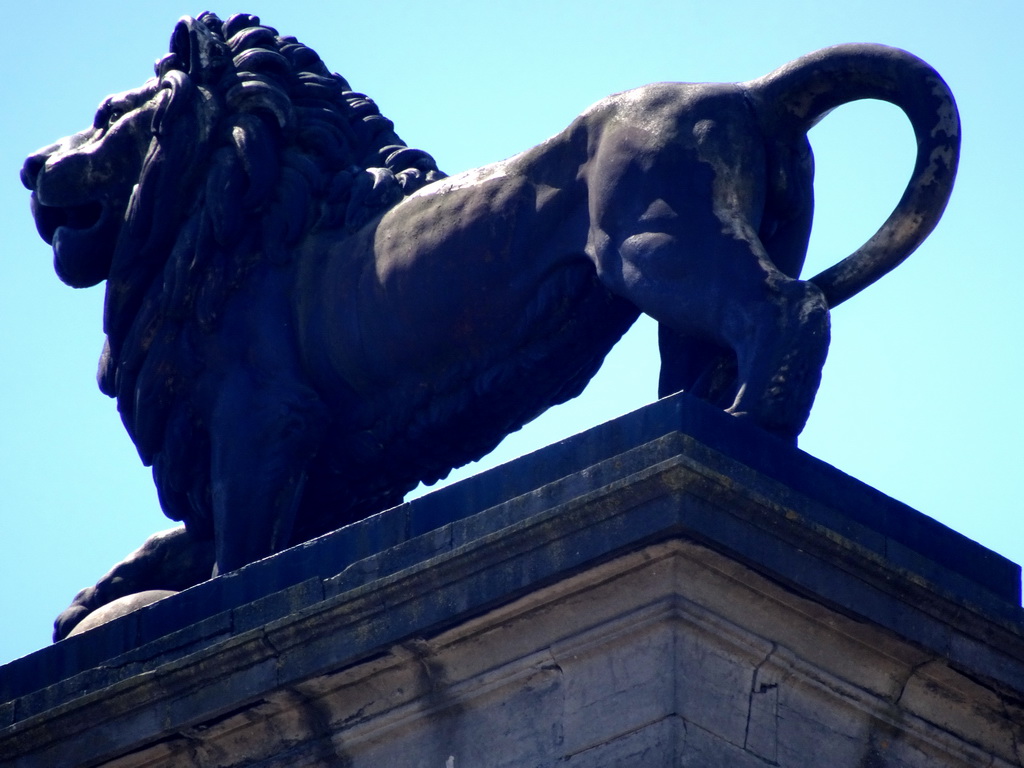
[93,103,128,130]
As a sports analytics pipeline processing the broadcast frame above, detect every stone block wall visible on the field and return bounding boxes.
[2,394,1021,766]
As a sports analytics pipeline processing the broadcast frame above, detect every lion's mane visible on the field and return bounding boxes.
[100,12,446,535]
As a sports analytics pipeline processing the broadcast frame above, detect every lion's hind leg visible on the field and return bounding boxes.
[610,229,829,440]
[657,326,738,407]
[723,278,830,441]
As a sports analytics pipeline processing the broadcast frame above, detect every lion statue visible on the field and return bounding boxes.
[22,13,959,638]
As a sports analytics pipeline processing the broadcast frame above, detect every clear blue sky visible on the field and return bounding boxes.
[1,1,1021,664]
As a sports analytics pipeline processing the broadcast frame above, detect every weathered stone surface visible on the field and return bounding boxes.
[22,12,962,578]
[65,589,177,637]
[1,394,1021,766]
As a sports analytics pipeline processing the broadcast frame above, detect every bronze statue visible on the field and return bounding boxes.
[22,13,959,636]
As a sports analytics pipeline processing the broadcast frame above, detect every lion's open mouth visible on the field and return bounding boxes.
[31,194,118,288]
[31,197,103,245]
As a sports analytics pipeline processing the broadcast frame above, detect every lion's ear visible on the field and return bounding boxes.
[151,70,194,137]
[169,16,226,82]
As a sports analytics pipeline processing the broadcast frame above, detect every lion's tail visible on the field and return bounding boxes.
[746,43,960,307]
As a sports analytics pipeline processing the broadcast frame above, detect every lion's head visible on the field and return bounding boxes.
[23,80,166,288]
[22,11,445,534]
[24,11,444,296]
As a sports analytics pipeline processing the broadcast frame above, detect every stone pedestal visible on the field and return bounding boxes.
[2,394,1022,767]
